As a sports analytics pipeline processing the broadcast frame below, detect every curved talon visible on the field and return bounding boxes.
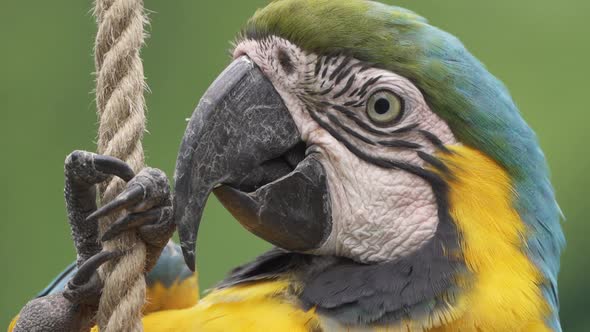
[102,209,161,241]
[92,155,136,182]
[71,250,123,286]
[86,185,145,222]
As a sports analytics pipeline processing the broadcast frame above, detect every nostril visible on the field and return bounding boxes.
[277,48,294,75]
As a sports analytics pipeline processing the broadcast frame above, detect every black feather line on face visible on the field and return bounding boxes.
[329,57,352,81]
[351,100,366,108]
[418,129,452,154]
[343,99,361,107]
[391,123,420,134]
[321,65,329,79]
[357,75,382,97]
[333,74,356,99]
[324,112,377,146]
[377,139,422,149]
[417,151,452,175]
[314,56,323,76]
[334,65,355,86]
[317,86,334,96]
[329,104,392,137]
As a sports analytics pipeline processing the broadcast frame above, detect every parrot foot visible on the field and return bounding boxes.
[86,165,175,270]
[65,150,174,271]
[12,251,122,332]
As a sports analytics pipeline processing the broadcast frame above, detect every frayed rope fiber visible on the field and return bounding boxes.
[93,0,148,330]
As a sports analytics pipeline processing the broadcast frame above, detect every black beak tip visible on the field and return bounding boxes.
[175,204,198,271]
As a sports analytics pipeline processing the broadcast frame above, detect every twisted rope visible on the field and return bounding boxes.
[93,0,148,330]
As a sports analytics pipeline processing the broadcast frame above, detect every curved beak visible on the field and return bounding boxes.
[174,57,332,271]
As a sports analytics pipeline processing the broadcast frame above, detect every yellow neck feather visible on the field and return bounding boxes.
[433,146,550,331]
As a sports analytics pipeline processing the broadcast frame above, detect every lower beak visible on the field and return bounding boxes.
[174,56,332,271]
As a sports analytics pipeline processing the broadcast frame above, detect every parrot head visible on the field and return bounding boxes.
[173,0,564,329]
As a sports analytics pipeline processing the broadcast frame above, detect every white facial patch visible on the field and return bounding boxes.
[234,37,457,263]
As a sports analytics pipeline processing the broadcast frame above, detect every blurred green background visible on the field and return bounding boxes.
[0,0,588,330]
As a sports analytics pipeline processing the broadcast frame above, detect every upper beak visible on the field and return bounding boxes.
[174,56,332,271]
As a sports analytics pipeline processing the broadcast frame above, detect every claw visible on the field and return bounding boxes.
[93,155,135,182]
[101,209,161,242]
[70,250,123,286]
[86,185,145,222]
[64,251,123,306]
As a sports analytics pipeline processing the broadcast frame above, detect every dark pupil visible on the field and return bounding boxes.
[374,98,390,115]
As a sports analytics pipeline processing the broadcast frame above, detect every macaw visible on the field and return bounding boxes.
[10,0,565,331]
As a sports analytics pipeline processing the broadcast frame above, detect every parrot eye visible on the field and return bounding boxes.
[366,90,403,124]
